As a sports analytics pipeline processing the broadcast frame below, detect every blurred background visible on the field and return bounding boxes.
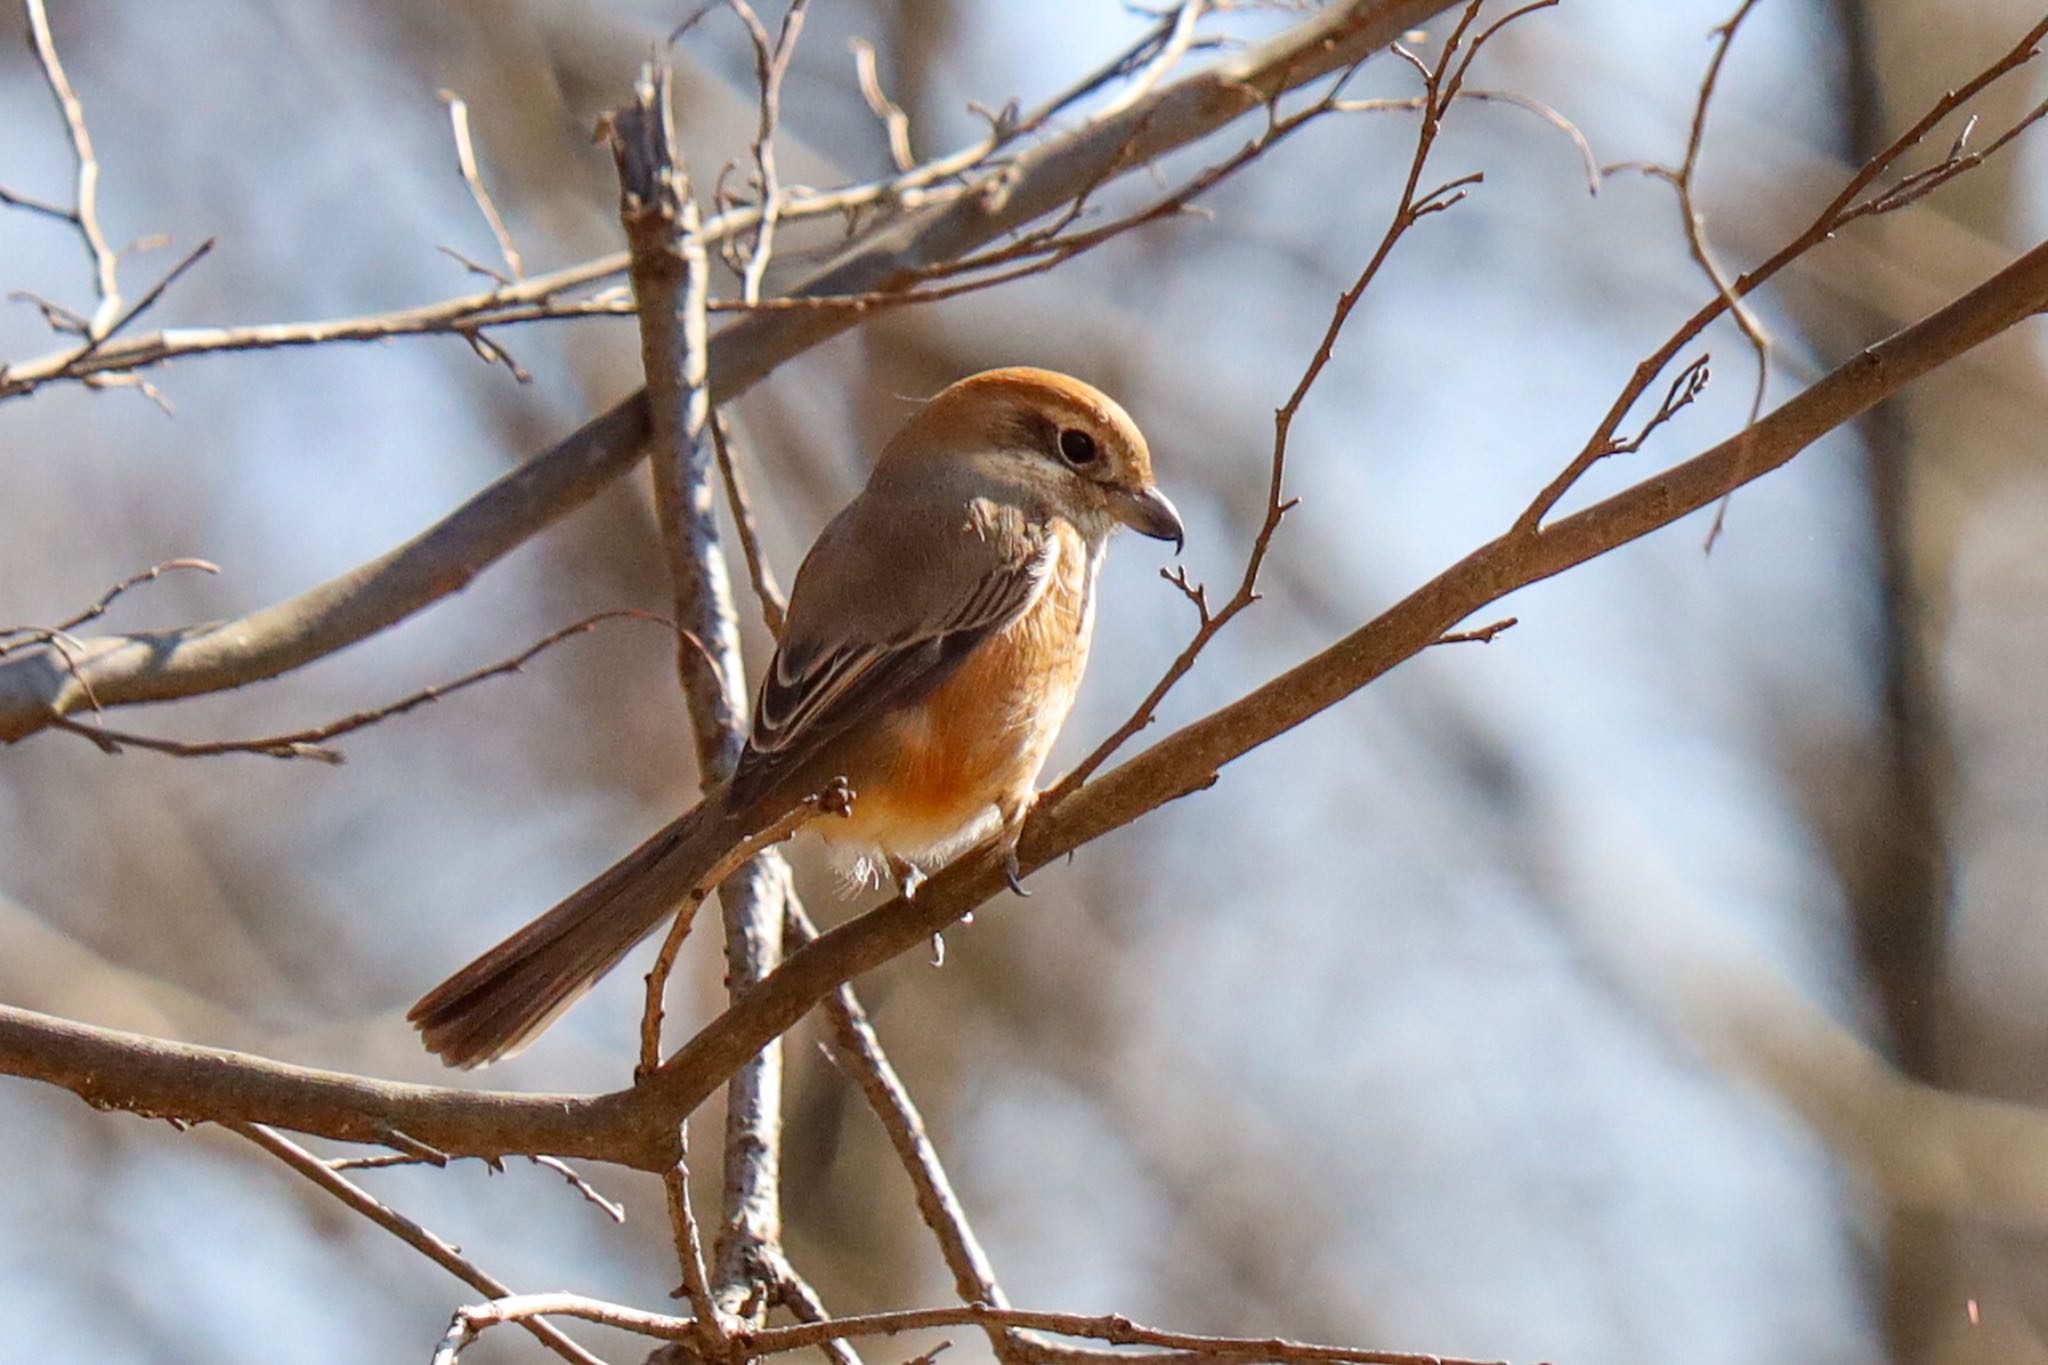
[4,1,2046,1361]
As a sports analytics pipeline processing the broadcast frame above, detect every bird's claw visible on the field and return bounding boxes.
[889,857,926,900]
[1003,842,1031,897]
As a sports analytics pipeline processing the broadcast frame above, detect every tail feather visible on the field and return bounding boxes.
[409,800,738,1067]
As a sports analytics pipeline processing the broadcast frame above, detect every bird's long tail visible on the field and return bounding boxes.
[409,799,744,1068]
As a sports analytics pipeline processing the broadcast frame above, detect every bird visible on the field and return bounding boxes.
[409,366,1183,1068]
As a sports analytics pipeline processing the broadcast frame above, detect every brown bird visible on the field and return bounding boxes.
[410,367,1183,1067]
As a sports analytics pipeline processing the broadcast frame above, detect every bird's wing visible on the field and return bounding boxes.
[726,493,1055,811]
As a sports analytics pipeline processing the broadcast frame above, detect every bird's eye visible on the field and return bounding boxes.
[1058,428,1099,466]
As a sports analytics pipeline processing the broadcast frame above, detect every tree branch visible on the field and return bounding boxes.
[234,1123,603,1365]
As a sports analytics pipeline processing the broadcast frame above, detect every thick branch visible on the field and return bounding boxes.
[611,60,790,1317]
[0,1004,667,1165]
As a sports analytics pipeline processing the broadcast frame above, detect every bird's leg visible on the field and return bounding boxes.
[997,793,1034,898]
[887,855,926,900]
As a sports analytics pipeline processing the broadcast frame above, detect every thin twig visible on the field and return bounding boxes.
[1097,0,1209,120]
[433,1293,1504,1365]
[59,236,214,372]
[1516,9,2048,539]
[710,410,790,635]
[324,1150,626,1223]
[765,1247,867,1365]
[234,1124,603,1365]
[0,557,219,661]
[1461,87,1597,195]
[22,0,120,337]
[47,609,677,763]
[0,1,1404,405]
[792,903,1024,1364]
[439,92,526,281]
[729,0,813,307]
[528,1154,628,1223]
[851,38,916,172]
[1051,0,1509,799]
[1674,0,1769,548]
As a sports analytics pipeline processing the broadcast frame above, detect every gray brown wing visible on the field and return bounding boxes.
[726,493,1053,812]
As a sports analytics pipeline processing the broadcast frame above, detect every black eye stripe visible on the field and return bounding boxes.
[1058,428,1099,465]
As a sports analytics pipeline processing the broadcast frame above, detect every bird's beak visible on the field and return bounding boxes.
[1113,485,1184,553]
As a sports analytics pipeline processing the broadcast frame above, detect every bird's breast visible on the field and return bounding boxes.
[833,523,1098,859]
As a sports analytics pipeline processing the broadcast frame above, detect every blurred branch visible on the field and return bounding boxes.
[438,92,526,283]
[725,0,811,307]
[234,1123,603,1365]
[1519,8,2048,537]
[0,557,218,659]
[12,0,120,338]
[0,0,1459,744]
[850,37,916,173]
[0,389,654,742]
[434,1293,1500,1365]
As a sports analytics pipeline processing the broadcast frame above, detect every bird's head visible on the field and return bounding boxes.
[878,366,1184,551]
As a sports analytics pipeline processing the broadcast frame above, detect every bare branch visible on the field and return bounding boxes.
[1096,0,1209,120]
[326,1150,625,1223]
[58,236,214,373]
[45,609,675,763]
[764,1247,866,1365]
[1053,0,1511,798]
[234,1124,604,1365]
[1,1,1448,405]
[22,0,120,337]
[439,92,525,281]
[1518,8,2048,538]
[851,38,916,173]
[644,233,2048,1141]
[432,1293,1502,1365]
[726,0,812,307]
[0,558,218,660]
[711,411,790,635]
[610,66,745,1342]
[794,902,1024,1364]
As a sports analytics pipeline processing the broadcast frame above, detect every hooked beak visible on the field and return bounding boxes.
[1113,485,1184,553]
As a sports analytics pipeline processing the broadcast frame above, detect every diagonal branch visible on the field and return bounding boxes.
[1055,0,1510,797]
[793,903,1023,1363]
[234,1123,603,1365]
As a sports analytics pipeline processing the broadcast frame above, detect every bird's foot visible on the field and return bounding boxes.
[997,794,1037,897]
[888,856,926,900]
[1001,836,1031,898]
